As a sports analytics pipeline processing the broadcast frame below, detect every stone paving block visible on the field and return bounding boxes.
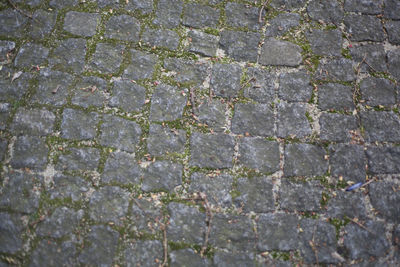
[141,160,183,192]
[126,0,153,14]
[307,0,344,24]
[0,40,15,63]
[360,77,396,106]
[0,212,25,254]
[271,0,307,10]
[49,38,86,74]
[188,30,218,57]
[219,30,260,62]
[130,198,162,234]
[306,29,342,57]
[393,224,400,246]
[195,99,226,132]
[384,0,400,19]
[0,138,7,160]
[63,11,100,37]
[278,71,312,102]
[257,213,299,251]
[344,0,383,14]
[315,58,356,82]
[318,83,354,111]
[78,225,119,266]
[386,20,400,45]
[210,63,242,98]
[0,172,42,214]
[231,103,274,136]
[182,3,219,28]
[280,180,322,211]
[238,137,280,173]
[326,191,368,220]
[366,146,400,174]
[388,49,400,81]
[260,38,302,67]
[49,174,91,202]
[153,0,183,28]
[361,111,400,142]
[170,249,210,266]
[147,124,186,156]
[330,144,366,183]
[29,240,77,267]
[225,2,262,30]
[210,214,256,252]
[14,43,49,68]
[88,43,125,74]
[36,207,83,238]
[284,143,328,177]
[149,84,186,122]
[235,176,275,213]
[97,0,120,8]
[0,103,10,130]
[344,220,390,259]
[99,115,141,152]
[164,58,209,85]
[0,9,28,38]
[109,80,146,113]
[71,76,107,108]
[265,13,300,37]
[213,251,255,266]
[29,10,57,39]
[299,219,339,264]
[167,202,206,244]
[10,136,48,170]
[61,108,99,140]
[0,72,31,101]
[104,15,140,42]
[101,151,141,185]
[123,49,158,80]
[320,113,358,142]
[369,181,400,223]
[33,69,74,106]
[277,102,311,138]
[188,172,233,208]
[10,108,55,136]
[56,147,100,171]
[50,0,77,9]
[350,44,387,73]
[344,15,384,42]
[125,240,163,266]
[190,132,234,168]
[244,67,276,104]
[89,186,130,225]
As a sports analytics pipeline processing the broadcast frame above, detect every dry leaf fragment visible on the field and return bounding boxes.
[11,71,23,82]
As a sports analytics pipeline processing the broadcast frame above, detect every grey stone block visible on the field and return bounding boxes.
[109,80,146,113]
[219,30,260,62]
[130,198,162,234]
[49,174,91,202]
[147,124,186,156]
[153,0,183,28]
[361,111,400,142]
[278,71,312,102]
[29,10,57,39]
[231,103,274,136]
[326,191,368,220]
[225,2,262,30]
[141,160,183,192]
[14,43,49,67]
[386,20,400,45]
[195,99,226,132]
[315,58,356,82]
[149,84,186,122]
[187,30,218,57]
[277,102,312,138]
[307,0,343,24]
[71,76,107,108]
[36,207,83,238]
[388,48,400,81]
[104,15,140,42]
[182,3,219,28]
[11,108,55,136]
[344,0,383,14]
[320,113,359,142]
[265,13,300,37]
[306,29,342,57]
[88,43,125,74]
[260,38,302,67]
[10,136,48,170]
[318,83,354,111]
[244,67,276,104]
[56,147,100,171]
[360,77,396,106]
[125,240,164,267]
[350,44,387,73]
[280,180,322,211]
[101,152,141,185]
[0,212,25,254]
[344,15,384,42]
[164,58,209,85]
[210,63,242,98]
[330,144,366,183]
[142,28,180,50]
[384,0,400,19]
[366,146,400,174]
[29,240,77,267]
[123,49,158,80]
[49,38,86,74]
[63,11,100,37]
[61,108,100,140]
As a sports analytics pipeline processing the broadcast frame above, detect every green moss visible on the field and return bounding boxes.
[305,111,313,123]
[203,27,219,36]
[271,251,291,261]
[320,192,330,207]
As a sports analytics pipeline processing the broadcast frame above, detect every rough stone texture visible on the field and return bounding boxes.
[182,3,219,28]
[344,0,383,14]
[0,103,10,130]
[369,181,400,223]
[388,49,400,81]
[360,77,396,107]
[50,0,77,9]
[167,202,206,244]
[0,212,25,254]
[170,249,209,266]
[277,102,311,138]
[10,108,55,136]
[244,67,276,104]
[344,220,390,259]
[315,58,356,82]
[361,111,400,142]
[238,138,280,173]
[36,207,83,238]
[306,29,342,57]
[210,63,242,98]
[188,30,218,57]
[49,174,91,202]
[195,99,226,132]
[284,143,328,177]
[350,44,387,73]
[153,0,183,28]
[384,0,400,19]
[141,160,183,192]
[104,15,140,42]
[330,144,366,183]
[271,0,307,10]
[63,12,100,37]
[99,115,142,152]
[386,20,400,45]
[147,124,186,156]
[123,49,158,80]
[88,43,125,74]
[366,146,400,174]
[101,152,141,185]
[10,136,48,170]
[29,240,77,267]
[213,251,255,266]
[219,30,260,62]
[188,172,233,208]
[149,84,187,121]
[235,176,275,213]
[265,13,300,37]
[141,28,180,50]
[326,191,368,220]
[320,113,359,142]
[318,83,354,111]
[0,72,32,101]
[0,40,15,63]
[56,147,100,171]
[307,0,344,24]
[130,198,162,234]
[126,0,153,14]
[231,103,274,136]
[0,9,28,38]
[260,38,302,67]
[71,76,107,108]
[14,43,49,68]
[0,138,7,160]
[225,2,262,30]
[61,108,99,140]
[49,38,86,74]
[190,132,234,168]
[164,58,209,85]
[278,71,312,102]
[125,240,164,267]
[344,15,384,42]
[29,10,57,39]
[109,80,146,112]
[280,180,322,211]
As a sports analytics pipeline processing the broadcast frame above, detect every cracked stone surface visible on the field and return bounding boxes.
[1,1,399,265]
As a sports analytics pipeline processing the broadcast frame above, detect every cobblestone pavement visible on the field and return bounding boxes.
[0,0,400,266]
